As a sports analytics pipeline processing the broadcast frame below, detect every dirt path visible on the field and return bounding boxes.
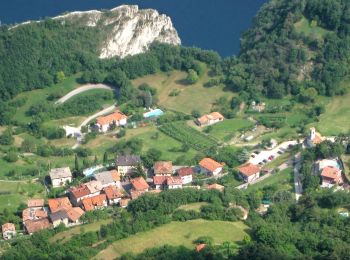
[55,84,114,104]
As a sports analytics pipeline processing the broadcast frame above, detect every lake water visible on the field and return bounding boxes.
[0,0,267,56]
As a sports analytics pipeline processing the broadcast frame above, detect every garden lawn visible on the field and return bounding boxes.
[95,219,248,259]
[12,75,80,124]
[83,125,198,162]
[315,90,350,135]
[206,118,254,142]
[246,167,294,192]
[0,181,45,212]
[132,69,235,114]
[177,202,209,212]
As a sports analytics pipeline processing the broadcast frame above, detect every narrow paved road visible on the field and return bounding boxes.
[293,153,303,201]
[55,84,114,104]
[71,104,117,149]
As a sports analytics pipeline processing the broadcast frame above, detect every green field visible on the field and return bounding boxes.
[0,181,45,212]
[12,75,80,124]
[316,90,350,135]
[95,219,248,259]
[247,167,294,192]
[177,202,209,212]
[294,16,331,38]
[132,69,235,114]
[206,118,254,141]
[83,125,198,162]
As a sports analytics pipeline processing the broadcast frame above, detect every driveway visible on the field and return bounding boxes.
[55,84,115,104]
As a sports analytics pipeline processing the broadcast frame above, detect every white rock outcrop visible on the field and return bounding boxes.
[10,5,181,59]
[98,5,181,58]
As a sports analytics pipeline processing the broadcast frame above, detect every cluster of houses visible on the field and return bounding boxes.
[1,138,268,240]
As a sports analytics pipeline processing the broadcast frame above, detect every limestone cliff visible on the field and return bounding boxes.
[53,5,181,58]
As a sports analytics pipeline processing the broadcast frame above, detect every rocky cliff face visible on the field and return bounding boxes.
[54,5,181,58]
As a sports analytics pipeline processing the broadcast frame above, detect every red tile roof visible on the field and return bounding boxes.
[103,186,122,200]
[24,218,52,234]
[82,194,107,211]
[239,163,261,177]
[166,176,182,186]
[70,184,91,199]
[66,207,85,222]
[130,177,149,191]
[199,158,223,173]
[207,183,225,191]
[27,199,44,208]
[22,208,48,222]
[197,112,224,125]
[97,111,127,126]
[153,175,168,185]
[48,197,72,213]
[321,166,342,183]
[35,210,48,219]
[154,161,173,175]
[196,243,207,252]
[178,167,194,177]
[2,223,15,233]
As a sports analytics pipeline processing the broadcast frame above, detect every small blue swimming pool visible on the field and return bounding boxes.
[143,109,164,118]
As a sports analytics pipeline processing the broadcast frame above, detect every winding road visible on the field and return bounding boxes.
[55,84,115,104]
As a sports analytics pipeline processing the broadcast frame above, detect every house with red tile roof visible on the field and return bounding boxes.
[69,184,91,206]
[177,167,193,184]
[82,194,107,211]
[103,186,123,205]
[321,166,343,187]
[85,180,103,195]
[238,163,261,183]
[66,207,85,225]
[27,199,45,209]
[22,208,48,222]
[96,111,127,133]
[24,218,52,235]
[166,176,183,189]
[196,112,224,127]
[48,197,72,213]
[153,175,168,190]
[130,177,149,192]
[199,158,223,176]
[2,223,16,240]
[154,161,173,176]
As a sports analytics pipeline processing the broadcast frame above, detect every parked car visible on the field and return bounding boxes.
[251,154,256,158]
[263,159,268,163]
[277,151,283,155]
[254,151,260,154]
[268,155,275,160]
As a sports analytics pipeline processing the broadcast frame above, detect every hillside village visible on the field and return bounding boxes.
[1,104,348,238]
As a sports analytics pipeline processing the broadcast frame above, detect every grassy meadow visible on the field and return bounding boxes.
[95,219,248,259]
[132,68,235,114]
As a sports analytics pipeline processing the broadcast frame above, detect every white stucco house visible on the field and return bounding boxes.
[49,167,72,188]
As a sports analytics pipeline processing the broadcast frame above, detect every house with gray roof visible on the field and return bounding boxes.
[115,155,142,176]
[49,167,72,188]
[49,210,68,227]
[93,170,121,188]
